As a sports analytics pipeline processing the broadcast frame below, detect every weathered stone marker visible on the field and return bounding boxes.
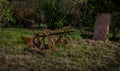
[93,13,112,41]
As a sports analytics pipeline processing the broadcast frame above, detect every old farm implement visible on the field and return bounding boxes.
[20,18,74,51]
[21,26,74,51]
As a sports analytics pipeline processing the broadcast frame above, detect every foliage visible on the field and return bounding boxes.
[78,2,96,27]
[12,1,36,28]
[87,0,120,12]
[0,0,120,40]
[109,13,120,40]
[57,0,84,28]
[29,0,46,24]
[87,0,120,13]
[56,0,95,28]
[87,0,113,13]
[42,0,67,29]
[0,0,15,28]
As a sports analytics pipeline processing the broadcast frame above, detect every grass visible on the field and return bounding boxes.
[0,28,120,71]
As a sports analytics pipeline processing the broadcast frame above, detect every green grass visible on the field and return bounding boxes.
[0,28,119,71]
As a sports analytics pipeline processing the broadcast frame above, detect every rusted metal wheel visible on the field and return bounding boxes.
[33,36,41,48]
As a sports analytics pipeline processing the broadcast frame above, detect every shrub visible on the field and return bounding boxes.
[109,13,120,40]
[0,0,15,28]
[42,0,67,29]
[12,1,36,28]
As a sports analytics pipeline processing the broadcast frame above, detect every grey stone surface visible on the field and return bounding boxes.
[93,13,112,41]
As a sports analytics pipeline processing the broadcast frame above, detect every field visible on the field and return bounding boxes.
[0,28,120,71]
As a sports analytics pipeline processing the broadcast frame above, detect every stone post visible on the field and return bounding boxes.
[93,13,112,41]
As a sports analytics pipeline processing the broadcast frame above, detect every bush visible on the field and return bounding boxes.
[42,0,67,29]
[29,0,46,25]
[78,2,96,28]
[12,1,36,28]
[54,0,95,28]
[109,13,120,40]
[0,0,15,28]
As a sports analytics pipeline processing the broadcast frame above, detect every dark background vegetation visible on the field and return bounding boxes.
[0,0,120,40]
